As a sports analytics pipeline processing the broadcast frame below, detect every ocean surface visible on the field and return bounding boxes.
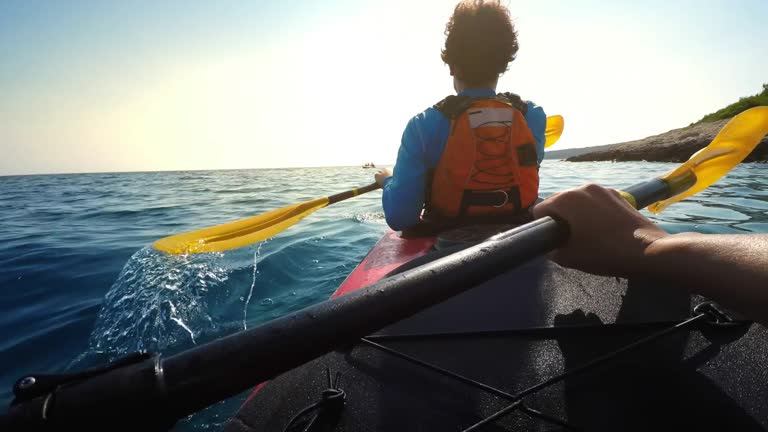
[1,161,767,430]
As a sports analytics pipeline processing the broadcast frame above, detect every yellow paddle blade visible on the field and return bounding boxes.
[649,106,768,214]
[153,197,330,254]
[545,115,565,148]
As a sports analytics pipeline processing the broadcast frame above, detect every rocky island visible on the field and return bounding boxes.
[559,85,768,163]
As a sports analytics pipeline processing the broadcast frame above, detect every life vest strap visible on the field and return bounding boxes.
[434,93,529,118]
[517,143,538,167]
[418,208,534,232]
[459,186,522,217]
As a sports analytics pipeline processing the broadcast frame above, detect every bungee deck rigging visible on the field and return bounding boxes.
[354,302,748,432]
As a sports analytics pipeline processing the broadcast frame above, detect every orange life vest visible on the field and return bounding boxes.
[426,93,539,221]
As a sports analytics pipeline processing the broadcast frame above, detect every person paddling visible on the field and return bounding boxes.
[375,0,547,231]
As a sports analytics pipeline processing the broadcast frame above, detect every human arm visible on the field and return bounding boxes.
[524,101,547,166]
[532,184,768,326]
[644,232,768,326]
[379,116,434,231]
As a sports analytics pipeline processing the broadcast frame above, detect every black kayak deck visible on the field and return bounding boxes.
[226,258,768,431]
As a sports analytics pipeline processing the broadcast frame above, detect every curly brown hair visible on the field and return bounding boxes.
[441,0,519,86]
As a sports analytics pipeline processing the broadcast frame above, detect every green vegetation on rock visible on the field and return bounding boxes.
[694,83,768,125]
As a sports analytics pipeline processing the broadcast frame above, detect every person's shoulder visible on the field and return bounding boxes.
[400,102,451,153]
[407,104,447,129]
[525,99,545,113]
[522,99,546,122]
[497,91,540,107]
[498,92,545,133]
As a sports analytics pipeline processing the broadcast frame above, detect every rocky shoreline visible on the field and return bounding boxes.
[566,118,768,163]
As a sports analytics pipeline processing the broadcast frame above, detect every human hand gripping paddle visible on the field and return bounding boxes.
[2,108,765,430]
[152,115,566,255]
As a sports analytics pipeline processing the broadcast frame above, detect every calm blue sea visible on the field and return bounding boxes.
[1,161,767,430]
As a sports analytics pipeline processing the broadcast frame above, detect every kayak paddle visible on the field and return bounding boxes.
[544,114,564,148]
[153,115,567,255]
[646,106,768,213]
[152,182,381,254]
[4,108,764,430]
[617,106,768,212]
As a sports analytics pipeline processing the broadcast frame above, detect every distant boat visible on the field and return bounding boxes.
[362,162,376,168]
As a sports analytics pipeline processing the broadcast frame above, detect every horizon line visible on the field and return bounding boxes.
[0,163,399,178]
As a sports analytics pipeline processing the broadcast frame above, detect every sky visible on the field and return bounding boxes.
[1,0,766,175]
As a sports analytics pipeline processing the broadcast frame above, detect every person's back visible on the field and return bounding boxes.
[375,0,547,231]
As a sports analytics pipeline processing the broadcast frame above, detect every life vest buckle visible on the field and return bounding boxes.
[492,190,509,208]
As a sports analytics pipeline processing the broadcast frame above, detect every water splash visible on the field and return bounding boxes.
[242,241,264,330]
[76,247,236,364]
[352,211,386,223]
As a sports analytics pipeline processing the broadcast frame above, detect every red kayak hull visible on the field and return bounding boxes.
[332,230,435,298]
[240,229,435,406]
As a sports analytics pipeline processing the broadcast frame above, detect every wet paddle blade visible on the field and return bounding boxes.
[545,115,565,148]
[649,106,768,214]
[153,197,330,254]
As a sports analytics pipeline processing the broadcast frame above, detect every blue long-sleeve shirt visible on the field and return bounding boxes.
[381,88,547,231]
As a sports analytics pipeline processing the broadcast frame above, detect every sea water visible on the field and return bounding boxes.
[1,161,766,430]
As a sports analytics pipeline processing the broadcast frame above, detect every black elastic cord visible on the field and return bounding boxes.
[282,399,326,432]
[365,320,688,343]
[519,403,584,432]
[360,338,516,400]
[459,313,710,431]
[513,312,707,401]
[360,337,576,430]
[281,369,345,432]
[462,401,523,432]
[361,303,748,432]
[367,302,749,432]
